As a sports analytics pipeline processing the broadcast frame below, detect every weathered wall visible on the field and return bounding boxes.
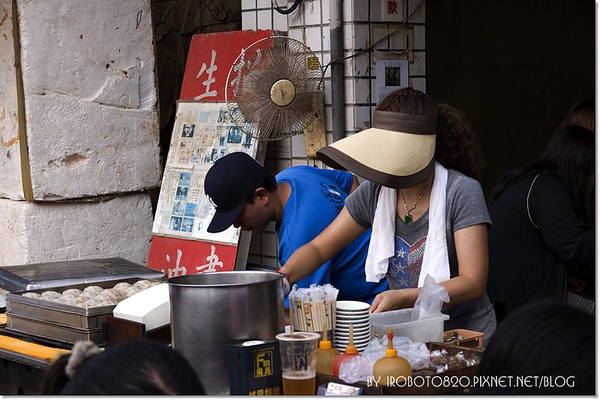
[0,0,23,199]
[17,0,161,200]
[0,0,162,266]
[0,194,154,265]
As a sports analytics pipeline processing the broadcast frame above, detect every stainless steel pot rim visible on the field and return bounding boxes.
[167,270,283,287]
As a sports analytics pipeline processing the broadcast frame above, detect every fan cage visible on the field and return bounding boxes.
[225,36,324,141]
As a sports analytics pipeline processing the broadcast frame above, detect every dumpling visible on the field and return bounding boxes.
[97,289,123,302]
[92,293,118,306]
[76,294,93,304]
[59,293,78,302]
[83,285,104,296]
[22,292,43,299]
[56,295,78,306]
[123,286,141,298]
[113,282,132,292]
[82,298,104,308]
[132,280,154,290]
[62,288,82,297]
[41,290,62,300]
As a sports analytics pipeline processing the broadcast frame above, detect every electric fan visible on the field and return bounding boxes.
[225,36,324,141]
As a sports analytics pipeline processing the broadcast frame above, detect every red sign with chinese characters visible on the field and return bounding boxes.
[180,29,273,102]
[147,235,238,278]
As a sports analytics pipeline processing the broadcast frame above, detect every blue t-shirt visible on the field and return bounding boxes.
[277,166,388,304]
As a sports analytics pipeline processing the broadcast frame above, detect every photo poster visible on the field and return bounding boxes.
[152,101,259,245]
[375,59,409,103]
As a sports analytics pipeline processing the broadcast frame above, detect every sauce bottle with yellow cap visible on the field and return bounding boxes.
[316,324,340,376]
[372,327,412,386]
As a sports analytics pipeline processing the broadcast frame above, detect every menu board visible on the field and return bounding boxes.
[152,101,258,245]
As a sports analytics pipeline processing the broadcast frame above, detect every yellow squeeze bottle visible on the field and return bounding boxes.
[316,324,340,375]
[372,327,412,386]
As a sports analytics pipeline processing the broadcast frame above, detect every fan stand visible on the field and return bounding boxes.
[302,94,326,158]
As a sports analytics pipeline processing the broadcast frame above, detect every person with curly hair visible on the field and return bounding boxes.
[278,87,496,343]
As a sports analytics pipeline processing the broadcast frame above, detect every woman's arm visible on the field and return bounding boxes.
[370,223,489,313]
[280,207,367,284]
[440,223,489,303]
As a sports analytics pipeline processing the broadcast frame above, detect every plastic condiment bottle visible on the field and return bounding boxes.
[372,327,412,386]
[316,325,340,375]
[332,323,361,377]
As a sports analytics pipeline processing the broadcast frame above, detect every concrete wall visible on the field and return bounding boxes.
[0,194,154,266]
[0,0,23,199]
[0,0,161,266]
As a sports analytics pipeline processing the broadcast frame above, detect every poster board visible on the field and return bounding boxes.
[148,101,265,277]
[147,30,274,278]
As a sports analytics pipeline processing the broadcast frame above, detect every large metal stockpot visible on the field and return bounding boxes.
[168,271,285,395]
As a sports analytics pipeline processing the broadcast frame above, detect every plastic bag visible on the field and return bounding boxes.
[411,274,449,321]
[338,336,430,383]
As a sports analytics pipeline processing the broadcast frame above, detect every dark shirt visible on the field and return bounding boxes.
[487,172,594,320]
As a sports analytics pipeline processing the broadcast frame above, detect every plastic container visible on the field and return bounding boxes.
[332,322,362,377]
[332,350,360,377]
[370,308,449,343]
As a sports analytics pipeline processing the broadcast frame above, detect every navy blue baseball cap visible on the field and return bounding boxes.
[204,152,267,233]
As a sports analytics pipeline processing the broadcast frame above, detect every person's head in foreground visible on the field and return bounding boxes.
[41,339,205,395]
[473,299,595,395]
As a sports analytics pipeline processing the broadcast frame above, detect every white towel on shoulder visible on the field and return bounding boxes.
[364,186,396,282]
[365,162,451,286]
[419,163,450,286]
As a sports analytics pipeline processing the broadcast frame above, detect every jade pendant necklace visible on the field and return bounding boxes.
[400,174,433,223]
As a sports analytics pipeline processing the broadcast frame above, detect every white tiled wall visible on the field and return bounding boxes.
[241,0,426,267]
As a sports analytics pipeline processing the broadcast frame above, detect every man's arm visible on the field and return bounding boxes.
[349,174,360,193]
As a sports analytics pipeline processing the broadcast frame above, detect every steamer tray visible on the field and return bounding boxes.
[0,257,164,293]
[6,315,104,346]
[5,277,164,346]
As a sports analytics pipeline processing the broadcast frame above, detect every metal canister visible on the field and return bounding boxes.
[168,271,285,395]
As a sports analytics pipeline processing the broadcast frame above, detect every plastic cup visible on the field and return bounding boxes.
[276,331,320,395]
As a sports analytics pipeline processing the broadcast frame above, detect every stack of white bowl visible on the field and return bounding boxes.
[334,300,371,353]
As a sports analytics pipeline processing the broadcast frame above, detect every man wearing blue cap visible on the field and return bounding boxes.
[204,151,388,304]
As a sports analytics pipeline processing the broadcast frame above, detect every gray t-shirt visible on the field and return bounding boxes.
[346,170,496,342]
